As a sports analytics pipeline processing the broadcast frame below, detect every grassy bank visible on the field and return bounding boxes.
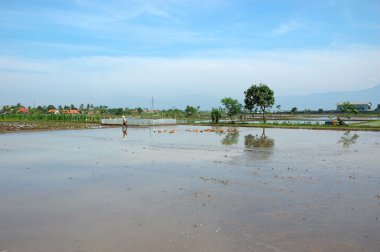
[187,120,380,131]
[0,113,101,123]
[2,116,380,133]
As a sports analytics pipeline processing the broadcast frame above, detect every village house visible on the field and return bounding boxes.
[63,109,80,114]
[17,107,29,114]
[48,109,59,114]
[336,102,372,112]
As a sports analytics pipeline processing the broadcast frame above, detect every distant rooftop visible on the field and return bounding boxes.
[337,102,371,106]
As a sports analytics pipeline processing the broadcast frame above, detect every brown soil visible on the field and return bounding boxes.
[0,121,101,133]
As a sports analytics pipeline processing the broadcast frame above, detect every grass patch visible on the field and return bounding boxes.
[350,120,380,127]
[189,121,380,131]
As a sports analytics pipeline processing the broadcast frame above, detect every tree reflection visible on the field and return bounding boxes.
[338,131,359,148]
[221,130,239,145]
[244,128,274,160]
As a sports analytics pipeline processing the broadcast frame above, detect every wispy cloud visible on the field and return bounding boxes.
[273,20,303,36]
[1,47,379,108]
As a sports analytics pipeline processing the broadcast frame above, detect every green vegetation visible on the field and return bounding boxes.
[339,101,358,121]
[185,105,199,118]
[0,113,100,122]
[210,108,222,123]
[195,120,380,131]
[350,120,380,127]
[2,84,380,132]
[220,97,242,122]
[244,83,275,123]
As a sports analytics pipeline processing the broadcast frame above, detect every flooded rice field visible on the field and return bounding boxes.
[0,126,379,252]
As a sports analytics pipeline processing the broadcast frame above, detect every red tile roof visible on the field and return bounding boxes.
[18,107,29,114]
[63,109,80,114]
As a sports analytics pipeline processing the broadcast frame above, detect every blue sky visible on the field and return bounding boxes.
[1,0,380,109]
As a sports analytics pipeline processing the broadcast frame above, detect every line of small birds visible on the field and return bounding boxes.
[153,128,238,134]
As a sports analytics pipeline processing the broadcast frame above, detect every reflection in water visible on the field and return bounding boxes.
[244,128,274,160]
[1,126,380,251]
[338,131,359,148]
[122,125,128,140]
[221,130,239,145]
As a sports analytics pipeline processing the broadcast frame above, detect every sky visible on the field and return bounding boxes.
[1,0,379,109]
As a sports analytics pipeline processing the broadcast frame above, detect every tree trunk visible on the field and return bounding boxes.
[262,106,266,123]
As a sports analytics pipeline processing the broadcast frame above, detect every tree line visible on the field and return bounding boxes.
[0,83,278,122]
[211,83,275,123]
[3,83,376,123]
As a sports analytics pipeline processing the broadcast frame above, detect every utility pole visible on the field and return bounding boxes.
[151,95,154,111]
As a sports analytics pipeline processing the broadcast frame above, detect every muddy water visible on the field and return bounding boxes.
[0,126,379,252]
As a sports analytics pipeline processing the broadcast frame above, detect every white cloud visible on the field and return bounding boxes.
[273,20,303,36]
[1,48,379,108]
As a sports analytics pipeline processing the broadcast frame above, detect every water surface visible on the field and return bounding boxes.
[0,126,379,252]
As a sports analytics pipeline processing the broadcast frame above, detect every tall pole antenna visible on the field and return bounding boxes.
[151,95,154,110]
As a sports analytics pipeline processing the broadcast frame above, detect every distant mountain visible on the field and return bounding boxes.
[276,84,380,111]
[102,85,380,111]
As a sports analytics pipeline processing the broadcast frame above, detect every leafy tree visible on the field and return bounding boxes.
[244,83,275,123]
[291,107,298,113]
[221,97,242,122]
[116,108,123,115]
[276,104,281,112]
[36,106,47,113]
[318,108,324,113]
[185,105,198,117]
[2,105,10,112]
[339,102,358,118]
[338,101,358,125]
[161,108,185,118]
[137,107,143,114]
[47,105,56,110]
[211,108,222,123]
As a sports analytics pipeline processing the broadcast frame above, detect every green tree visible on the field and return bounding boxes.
[116,108,123,115]
[338,101,358,125]
[291,107,297,114]
[2,105,10,113]
[244,83,275,123]
[185,105,198,117]
[276,104,281,113]
[47,105,56,110]
[221,97,242,122]
[211,108,222,123]
[36,106,47,113]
